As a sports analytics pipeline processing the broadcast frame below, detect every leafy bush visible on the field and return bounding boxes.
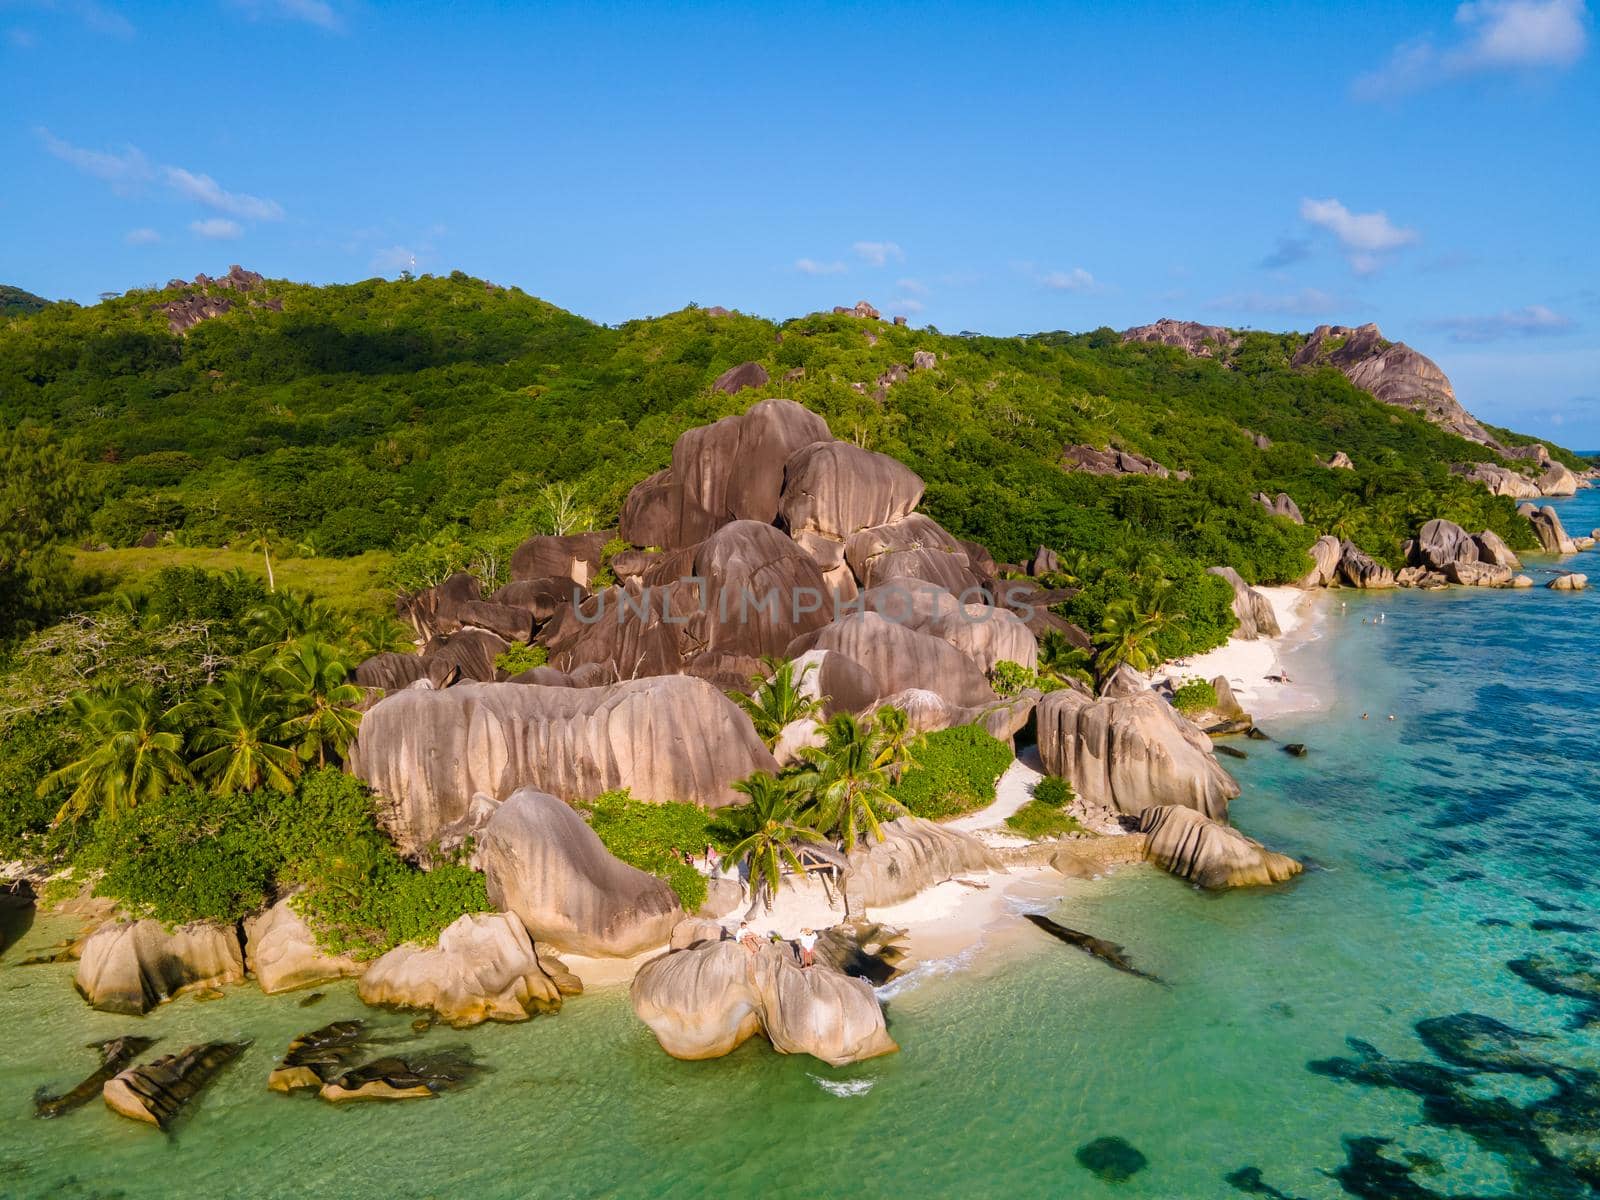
[1005,800,1086,839]
[991,659,1035,697]
[1172,677,1220,716]
[0,712,78,860]
[890,725,1014,820]
[1031,776,1074,808]
[580,789,720,912]
[495,643,548,674]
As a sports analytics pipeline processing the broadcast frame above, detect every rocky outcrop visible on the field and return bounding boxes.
[1460,462,1544,499]
[348,677,778,852]
[510,532,610,586]
[832,300,880,319]
[492,576,588,624]
[34,1036,157,1119]
[1138,805,1302,889]
[875,686,1038,741]
[1520,503,1578,554]
[1326,451,1355,469]
[420,628,509,683]
[789,648,882,719]
[1061,444,1184,479]
[844,817,1000,907]
[861,579,1037,672]
[357,912,577,1026]
[788,611,996,709]
[779,440,924,542]
[1549,572,1588,591]
[478,788,683,957]
[1337,541,1396,589]
[1444,561,1512,587]
[1473,530,1521,569]
[398,572,484,640]
[845,514,985,594]
[75,920,245,1015]
[243,897,363,994]
[711,361,769,395]
[1294,323,1501,450]
[1121,318,1240,358]
[1207,566,1281,640]
[912,349,937,370]
[630,938,897,1067]
[103,1041,249,1127]
[1035,670,1239,820]
[267,1020,370,1094]
[1254,492,1303,523]
[1412,519,1479,572]
[1297,535,1342,588]
[1537,462,1580,496]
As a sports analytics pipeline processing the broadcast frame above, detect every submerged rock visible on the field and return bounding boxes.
[35,1036,156,1118]
[1414,1013,1553,1076]
[630,938,897,1067]
[267,1020,369,1093]
[1022,913,1163,983]
[102,1040,249,1128]
[1138,805,1302,889]
[1508,949,1600,1025]
[1076,1135,1149,1183]
[319,1050,480,1103]
[75,920,245,1015]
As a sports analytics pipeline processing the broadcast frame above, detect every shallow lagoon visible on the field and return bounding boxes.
[4,493,1599,1199]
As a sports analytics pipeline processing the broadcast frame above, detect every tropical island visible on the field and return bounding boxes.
[1,268,1595,1132]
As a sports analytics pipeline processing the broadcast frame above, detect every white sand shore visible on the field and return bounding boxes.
[1150,585,1330,720]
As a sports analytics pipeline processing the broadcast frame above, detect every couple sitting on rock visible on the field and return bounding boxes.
[733,922,818,968]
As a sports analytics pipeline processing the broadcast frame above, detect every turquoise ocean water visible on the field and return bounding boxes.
[4,493,1600,1199]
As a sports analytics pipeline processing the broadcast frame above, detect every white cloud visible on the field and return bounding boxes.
[1207,288,1350,317]
[37,128,152,192]
[163,166,284,220]
[1356,0,1590,98]
[852,241,904,267]
[190,217,242,239]
[123,227,160,245]
[228,0,340,30]
[371,245,419,273]
[1040,267,1097,292]
[795,257,847,276]
[889,297,926,315]
[1299,197,1417,273]
[895,277,928,295]
[1425,304,1576,342]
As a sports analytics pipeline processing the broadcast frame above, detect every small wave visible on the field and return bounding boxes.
[1002,893,1057,917]
[874,939,984,1002]
[809,1075,874,1097]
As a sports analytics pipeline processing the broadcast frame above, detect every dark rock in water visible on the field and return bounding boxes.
[1531,920,1595,934]
[268,1021,369,1093]
[318,1048,479,1103]
[102,1040,250,1128]
[1022,914,1163,984]
[1330,1136,1459,1200]
[1215,744,1248,760]
[1415,1013,1552,1076]
[1224,1166,1307,1198]
[1479,918,1513,928]
[1283,743,1307,757]
[1075,1135,1148,1183]
[297,991,326,1008]
[812,922,909,986]
[1309,1036,1471,1103]
[1508,949,1600,1026]
[1246,727,1269,741]
[35,1036,156,1118]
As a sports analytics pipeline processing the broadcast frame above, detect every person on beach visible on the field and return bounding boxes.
[705,844,721,874]
[798,927,818,969]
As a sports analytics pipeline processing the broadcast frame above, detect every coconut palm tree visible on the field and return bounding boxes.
[244,526,279,592]
[728,656,820,747]
[39,683,192,823]
[792,713,901,851]
[243,590,343,661]
[1038,629,1095,689]
[869,704,917,781]
[1091,599,1171,688]
[721,772,823,916]
[349,614,414,659]
[188,672,300,794]
[269,637,365,768]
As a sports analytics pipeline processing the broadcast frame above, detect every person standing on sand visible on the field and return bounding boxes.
[798,928,818,969]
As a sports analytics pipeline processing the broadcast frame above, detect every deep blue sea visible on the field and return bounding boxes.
[2,491,1599,1199]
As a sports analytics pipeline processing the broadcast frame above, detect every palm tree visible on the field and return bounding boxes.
[869,705,917,781]
[721,772,823,916]
[349,614,414,658]
[189,672,300,794]
[39,683,192,823]
[269,637,364,768]
[728,656,820,747]
[1091,599,1171,688]
[1038,630,1095,689]
[244,526,279,592]
[792,713,901,851]
[243,590,343,661]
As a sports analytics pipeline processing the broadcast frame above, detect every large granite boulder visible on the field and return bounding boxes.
[1444,561,1512,587]
[630,938,897,1067]
[491,576,588,624]
[397,572,483,640]
[778,441,924,542]
[1460,462,1543,499]
[510,532,610,586]
[103,1041,248,1128]
[357,912,575,1026]
[1473,530,1521,569]
[1337,541,1396,589]
[1061,444,1178,478]
[863,579,1038,672]
[455,600,534,644]
[1297,535,1342,588]
[1520,504,1578,554]
[711,360,769,395]
[1548,572,1589,591]
[1537,462,1580,496]
[75,920,245,1015]
[1138,806,1302,889]
[244,897,364,994]
[348,677,778,853]
[1255,492,1304,523]
[844,514,984,594]
[353,651,434,693]
[787,611,996,709]
[1294,323,1501,449]
[844,817,1000,908]
[876,686,1038,741]
[1120,318,1240,358]
[789,648,882,718]
[1207,566,1281,640]
[421,628,509,683]
[1413,519,1479,572]
[478,788,683,957]
[1036,671,1240,820]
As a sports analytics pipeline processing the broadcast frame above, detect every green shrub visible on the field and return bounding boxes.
[1172,677,1220,716]
[495,642,548,674]
[890,725,1014,820]
[1031,776,1074,809]
[1005,800,1086,839]
[990,660,1034,697]
[580,789,719,913]
[0,712,75,860]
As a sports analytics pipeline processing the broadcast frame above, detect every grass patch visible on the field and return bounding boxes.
[1005,801,1087,839]
[890,725,1014,820]
[71,546,395,617]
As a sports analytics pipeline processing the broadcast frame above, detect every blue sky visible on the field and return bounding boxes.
[5,0,1598,443]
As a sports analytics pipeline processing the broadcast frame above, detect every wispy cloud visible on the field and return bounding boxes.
[1299,197,1417,273]
[1424,304,1576,342]
[852,241,904,267]
[123,227,160,245]
[1207,287,1351,317]
[371,245,419,273]
[1259,235,1313,270]
[227,0,340,30]
[1355,0,1590,99]
[795,257,847,276]
[888,297,926,315]
[1040,266,1097,292]
[191,217,242,240]
[37,129,286,226]
[895,277,928,295]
